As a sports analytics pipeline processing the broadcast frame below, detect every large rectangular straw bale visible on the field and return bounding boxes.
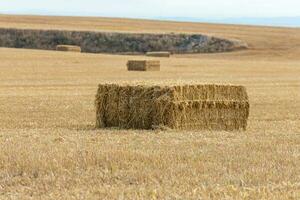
[95,83,250,131]
[127,60,160,71]
[56,45,81,52]
[146,51,171,57]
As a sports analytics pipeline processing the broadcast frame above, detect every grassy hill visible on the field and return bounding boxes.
[1,14,300,57]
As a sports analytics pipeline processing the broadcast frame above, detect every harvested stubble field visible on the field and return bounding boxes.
[0,15,300,199]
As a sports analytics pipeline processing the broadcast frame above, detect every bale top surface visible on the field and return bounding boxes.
[97,81,245,88]
[97,81,249,102]
[146,51,171,57]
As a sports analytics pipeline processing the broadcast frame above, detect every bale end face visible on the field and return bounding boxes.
[95,83,250,131]
[127,60,160,71]
[56,45,81,52]
[146,51,171,57]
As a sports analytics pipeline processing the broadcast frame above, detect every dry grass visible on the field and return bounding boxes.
[0,15,300,199]
[0,47,299,199]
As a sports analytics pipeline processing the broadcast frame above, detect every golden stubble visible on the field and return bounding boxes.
[0,16,299,199]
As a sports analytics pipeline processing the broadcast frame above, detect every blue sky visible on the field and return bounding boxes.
[0,0,300,26]
[1,0,300,18]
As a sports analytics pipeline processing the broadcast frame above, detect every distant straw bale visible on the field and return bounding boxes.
[127,60,160,71]
[56,45,81,52]
[146,51,171,57]
[95,82,250,131]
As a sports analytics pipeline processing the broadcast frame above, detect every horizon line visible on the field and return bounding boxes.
[1,12,300,28]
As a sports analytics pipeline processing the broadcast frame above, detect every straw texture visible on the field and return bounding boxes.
[127,60,160,71]
[95,83,249,131]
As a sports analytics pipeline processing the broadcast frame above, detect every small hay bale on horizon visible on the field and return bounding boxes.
[95,82,250,131]
[127,60,160,71]
[146,51,171,57]
[56,45,81,52]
